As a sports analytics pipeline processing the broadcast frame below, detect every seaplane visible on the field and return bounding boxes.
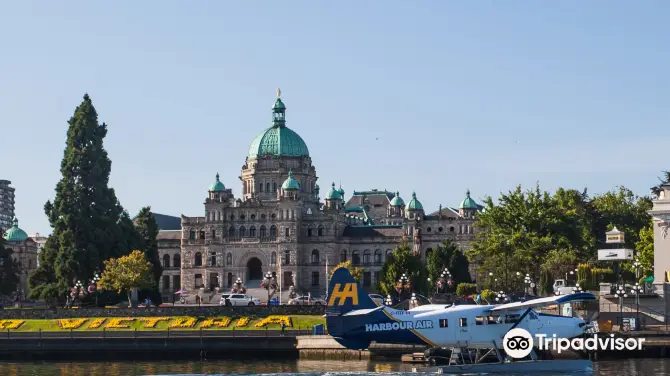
[326,267,596,374]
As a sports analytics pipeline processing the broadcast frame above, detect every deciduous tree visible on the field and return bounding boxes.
[377,242,425,298]
[635,220,654,278]
[426,240,471,292]
[97,250,154,307]
[330,260,363,283]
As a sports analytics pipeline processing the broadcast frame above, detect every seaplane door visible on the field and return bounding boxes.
[457,316,471,345]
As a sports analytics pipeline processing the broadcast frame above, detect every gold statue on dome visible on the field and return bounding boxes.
[276,88,281,98]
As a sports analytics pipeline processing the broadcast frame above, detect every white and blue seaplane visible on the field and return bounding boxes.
[326,267,596,374]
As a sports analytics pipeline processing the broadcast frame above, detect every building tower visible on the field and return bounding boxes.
[0,180,15,233]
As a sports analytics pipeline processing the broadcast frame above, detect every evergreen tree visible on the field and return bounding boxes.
[134,207,162,284]
[28,94,129,301]
[377,242,425,298]
[426,240,471,292]
[0,238,19,297]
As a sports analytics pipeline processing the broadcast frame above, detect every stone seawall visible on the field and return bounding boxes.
[0,305,326,319]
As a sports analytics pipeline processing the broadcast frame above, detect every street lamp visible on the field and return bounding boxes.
[495,291,507,303]
[436,268,452,294]
[396,273,410,300]
[630,283,643,329]
[262,271,277,304]
[385,295,393,306]
[572,283,584,294]
[89,273,101,307]
[614,284,627,330]
[524,274,533,297]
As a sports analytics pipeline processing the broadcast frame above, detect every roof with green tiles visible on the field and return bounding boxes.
[247,94,310,158]
[406,192,423,210]
[281,170,301,190]
[2,217,28,242]
[459,189,478,209]
[209,173,226,191]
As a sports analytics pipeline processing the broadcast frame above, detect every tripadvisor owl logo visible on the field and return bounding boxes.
[503,328,534,359]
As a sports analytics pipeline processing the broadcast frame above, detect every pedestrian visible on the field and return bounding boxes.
[281,321,286,336]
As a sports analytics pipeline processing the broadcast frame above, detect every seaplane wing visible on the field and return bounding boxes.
[488,292,596,313]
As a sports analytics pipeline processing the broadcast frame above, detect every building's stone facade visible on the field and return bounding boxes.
[2,218,38,298]
[156,92,480,300]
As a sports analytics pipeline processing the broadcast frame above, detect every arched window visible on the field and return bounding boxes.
[228,226,235,238]
[283,250,291,265]
[266,182,270,192]
[270,225,277,237]
[194,252,202,267]
[210,252,217,266]
[259,183,264,192]
[249,226,256,237]
[227,273,233,287]
[273,182,277,192]
[374,249,382,264]
[307,226,313,237]
[311,249,320,264]
[199,230,205,239]
[239,226,246,237]
[271,251,277,266]
[260,225,267,238]
[189,230,196,240]
[352,250,361,266]
[162,254,170,268]
[318,225,324,236]
[340,249,348,263]
[226,253,232,266]
[285,227,290,236]
[363,249,371,265]
[173,254,181,268]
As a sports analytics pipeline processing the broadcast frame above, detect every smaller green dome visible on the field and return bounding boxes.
[406,192,423,210]
[390,191,405,207]
[326,182,342,200]
[459,189,478,209]
[282,169,300,190]
[3,217,28,242]
[273,97,286,111]
[338,185,345,197]
[209,173,226,191]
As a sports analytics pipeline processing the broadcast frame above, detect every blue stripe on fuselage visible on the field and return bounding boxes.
[334,310,429,346]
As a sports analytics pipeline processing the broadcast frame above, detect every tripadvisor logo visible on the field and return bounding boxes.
[503,328,646,358]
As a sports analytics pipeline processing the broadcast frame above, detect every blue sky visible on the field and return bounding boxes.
[1,1,668,235]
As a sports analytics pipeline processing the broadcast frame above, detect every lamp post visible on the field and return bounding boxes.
[630,283,643,329]
[262,271,276,304]
[396,273,410,301]
[572,283,584,294]
[524,274,533,298]
[614,284,627,331]
[385,295,393,306]
[436,268,452,294]
[89,273,101,307]
[633,259,642,292]
[495,291,507,303]
[427,278,432,295]
[410,293,418,309]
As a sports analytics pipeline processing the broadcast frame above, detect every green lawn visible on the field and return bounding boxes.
[4,315,325,332]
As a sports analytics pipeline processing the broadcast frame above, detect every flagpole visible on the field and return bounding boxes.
[279,257,283,305]
[326,257,329,298]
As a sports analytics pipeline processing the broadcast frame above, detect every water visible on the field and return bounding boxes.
[0,359,667,376]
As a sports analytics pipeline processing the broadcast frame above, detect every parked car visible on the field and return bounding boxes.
[288,295,327,305]
[223,294,261,306]
[369,294,385,305]
[219,294,231,306]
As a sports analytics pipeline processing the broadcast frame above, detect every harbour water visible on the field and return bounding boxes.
[0,359,668,376]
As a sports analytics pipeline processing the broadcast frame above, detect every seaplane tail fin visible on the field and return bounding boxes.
[326,267,377,343]
[488,292,596,313]
[326,267,377,315]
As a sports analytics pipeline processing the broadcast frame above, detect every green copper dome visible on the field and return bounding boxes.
[406,192,423,210]
[338,185,345,198]
[247,92,310,158]
[281,170,300,190]
[3,217,28,242]
[326,182,342,200]
[459,189,478,209]
[390,191,405,207]
[209,173,226,191]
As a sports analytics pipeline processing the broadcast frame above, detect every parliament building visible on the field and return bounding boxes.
[155,91,481,301]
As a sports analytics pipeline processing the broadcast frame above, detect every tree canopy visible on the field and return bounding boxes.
[467,183,652,291]
[377,242,425,298]
[330,260,363,283]
[28,94,136,302]
[97,250,154,307]
[425,240,471,292]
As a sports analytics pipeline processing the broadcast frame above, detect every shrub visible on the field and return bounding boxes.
[456,283,477,296]
[480,289,495,303]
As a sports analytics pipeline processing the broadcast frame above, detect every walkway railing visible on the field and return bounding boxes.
[1,328,319,340]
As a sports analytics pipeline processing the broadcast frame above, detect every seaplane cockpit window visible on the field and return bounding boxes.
[504,314,520,324]
[439,319,448,328]
[487,315,500,324]
[459,318,468,327]
[475,316,485,325]
[529,311,539,320]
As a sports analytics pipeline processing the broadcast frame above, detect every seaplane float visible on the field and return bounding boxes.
[325,267,596,374]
